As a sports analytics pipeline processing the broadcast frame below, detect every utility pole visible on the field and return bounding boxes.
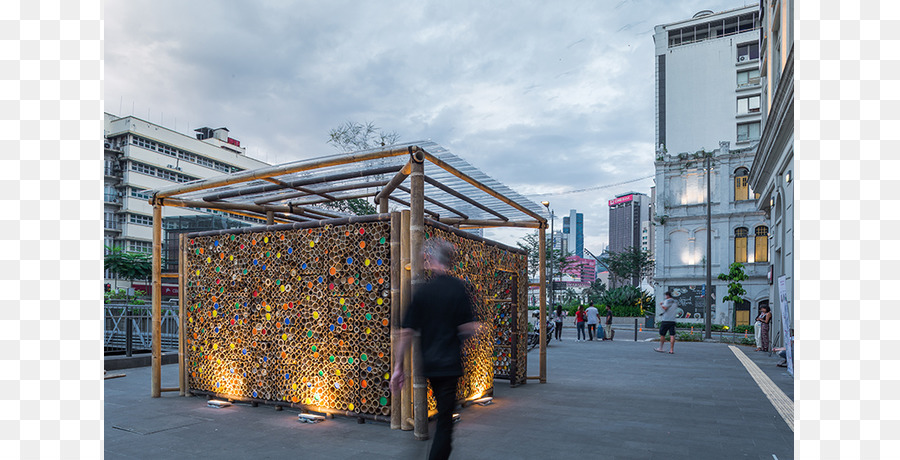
[705,152,713,339]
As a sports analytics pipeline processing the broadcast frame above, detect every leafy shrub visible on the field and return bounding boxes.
[597,286,655,317]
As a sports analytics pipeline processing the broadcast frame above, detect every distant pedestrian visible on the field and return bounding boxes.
[554,305,564,341]
[604,305,614,341]
[574,305,587,341]
[655,291,678,354]
[756,305,772,352]
[585,302,600,341]
[391,239,481,460]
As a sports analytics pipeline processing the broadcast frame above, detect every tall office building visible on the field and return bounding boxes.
[104,113,270,291]
[608,192,650,287]
[749,0,793,348]
[561,209,583,258]
[651,6,770,328]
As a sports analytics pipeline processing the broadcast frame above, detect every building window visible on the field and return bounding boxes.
[755,226,769,263]
[735,227,748,263]
[129,214,154,226]
[128,240,153,253]
[737,95,761,114]
[737,68,760,88]
[737,42,759,62]
[735,167,750,201]
[737,122,760,142]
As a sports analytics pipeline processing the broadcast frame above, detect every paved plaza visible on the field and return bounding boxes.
[105,325,793,459]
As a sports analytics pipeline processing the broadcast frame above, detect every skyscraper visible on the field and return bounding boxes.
[561,209,583,258]
[607,192,650,287]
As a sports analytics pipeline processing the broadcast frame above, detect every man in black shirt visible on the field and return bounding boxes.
[391,239,480,460]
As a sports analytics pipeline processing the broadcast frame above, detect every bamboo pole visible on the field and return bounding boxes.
[538,223,547,384]
[178,234,186,396]
[374,160,413,206]
[409,158,428,441]
[424,218,527,255]
[266,211,274,225]
[438,218,541,229]
[254,179,390,205]
[399,210,412,431]
[151,204,162,397]
[423,176,508,221]
[396,185,468,219]
[155,146,418,199]
[159,197,332,219]
[422,151,546,222]
[207,165,402,202]
[286,191,379,208]
[387,195,441,219]
[509,272,519,387]
[390,211,401,429]
[261,176,337,201]
[379,199,389,214]
[183,213,393,238]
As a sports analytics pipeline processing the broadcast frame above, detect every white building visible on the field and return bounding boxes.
[654,6,763,156]
[651,5,769,327]
[103,113,270,290]
[653,142,768,327]
[749,0,793,347]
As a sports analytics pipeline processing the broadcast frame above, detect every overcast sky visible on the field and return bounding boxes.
[105,0,753,252]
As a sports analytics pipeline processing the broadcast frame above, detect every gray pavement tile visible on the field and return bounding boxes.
[105,337,794,459]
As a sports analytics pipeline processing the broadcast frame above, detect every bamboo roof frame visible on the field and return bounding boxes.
[146,140,551,402]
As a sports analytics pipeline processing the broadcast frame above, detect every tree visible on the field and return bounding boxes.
[328,121,400,153]
[582,279,607,306]
[602,246,654,287]
[325,121,401,215]
[718,261,750,303]
[104,246,152,301]
[516,231,575,281]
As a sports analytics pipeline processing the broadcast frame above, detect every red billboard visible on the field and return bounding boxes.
[608,194,634,207]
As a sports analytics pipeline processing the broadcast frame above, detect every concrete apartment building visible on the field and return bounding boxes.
[103,113,270,291]
[749,0,794,347]
[652,5,771,327]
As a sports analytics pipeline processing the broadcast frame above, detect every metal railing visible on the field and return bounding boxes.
[104,301,180,355]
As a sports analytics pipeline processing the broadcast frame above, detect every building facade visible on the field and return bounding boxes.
[749,0,793,347]
[562,209,584,258]
[103,113,270,290]
[654,6,763,156]
[653,142,768,327]
[608,192,651,287]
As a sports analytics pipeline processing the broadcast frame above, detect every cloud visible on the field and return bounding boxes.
[105,0,744,247]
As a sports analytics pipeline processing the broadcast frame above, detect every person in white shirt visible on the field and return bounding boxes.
[585,302,600,341]
[655,291,678,354]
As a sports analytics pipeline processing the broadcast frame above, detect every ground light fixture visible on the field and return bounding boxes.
[471,396,493,406]
[207,400,232,409]
[298,413,326,424]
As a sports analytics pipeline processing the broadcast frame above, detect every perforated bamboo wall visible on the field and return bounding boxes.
[184,218,527,418]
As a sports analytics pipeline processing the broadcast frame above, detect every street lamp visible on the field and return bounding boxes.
[541,201,554,307]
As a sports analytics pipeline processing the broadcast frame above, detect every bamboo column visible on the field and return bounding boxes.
[266,211,274,225]
[409,156,428,441]
[380,200,389,214]
[509,273,519,387]
[151,203,162,397]
[390,212,401,429]
[178,234,186,396]
[399,210,413,431]
[538,223,547,383]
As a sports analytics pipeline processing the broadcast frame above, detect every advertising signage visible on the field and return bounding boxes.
[608,194,634,207]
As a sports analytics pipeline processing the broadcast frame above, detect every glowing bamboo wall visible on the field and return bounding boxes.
[184,219,527,418]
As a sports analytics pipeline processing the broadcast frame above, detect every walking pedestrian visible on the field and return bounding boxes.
[574,305,587,341]
[654,291,678,354]
[604,305,614,341]
[391,239,481,460]
[757,305,772,352]
[554,305,564,341]
[585,302,600,341]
